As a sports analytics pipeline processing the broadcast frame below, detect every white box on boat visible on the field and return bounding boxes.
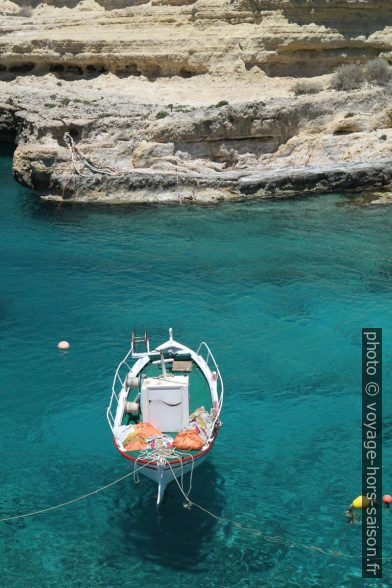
[140,375,189,432]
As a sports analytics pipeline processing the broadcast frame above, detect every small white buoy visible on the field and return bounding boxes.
[57,340,70,350]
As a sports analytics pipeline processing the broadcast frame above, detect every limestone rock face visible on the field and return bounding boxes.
[0,0,391,77]
[0,0,391,202]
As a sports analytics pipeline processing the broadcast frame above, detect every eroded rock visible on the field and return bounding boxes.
[0,0,391,202]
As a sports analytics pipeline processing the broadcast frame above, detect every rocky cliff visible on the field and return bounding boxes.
[0,0,391,202]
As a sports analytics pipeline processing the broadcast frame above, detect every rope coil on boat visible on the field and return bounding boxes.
[132,447,195,501]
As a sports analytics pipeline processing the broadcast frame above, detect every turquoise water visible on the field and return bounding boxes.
[1,142,392,587]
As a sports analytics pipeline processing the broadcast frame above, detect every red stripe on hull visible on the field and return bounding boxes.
[112,434,217,467]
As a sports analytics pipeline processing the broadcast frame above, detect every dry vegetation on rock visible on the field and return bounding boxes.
[332,58,392,91]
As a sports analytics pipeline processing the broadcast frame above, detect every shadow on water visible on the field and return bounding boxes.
[20,190,190,226]
[0,142,15,157]
[112,461,225,572]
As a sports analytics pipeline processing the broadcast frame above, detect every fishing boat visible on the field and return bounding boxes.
[106,328,223,505]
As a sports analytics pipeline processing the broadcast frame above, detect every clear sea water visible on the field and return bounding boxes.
[1,142,392,587]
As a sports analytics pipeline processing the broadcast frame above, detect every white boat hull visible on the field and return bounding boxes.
[116,439,213,504]
[107,329,224,505]
[142,452,209,504]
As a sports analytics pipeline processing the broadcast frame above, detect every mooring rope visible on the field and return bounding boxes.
[166,469,392,561]
[165,453,195,501]
[0,460,155,523]
[2,459,392,562]
[63,132,120,177]
[133,447,195,501]
[59,147,73,202]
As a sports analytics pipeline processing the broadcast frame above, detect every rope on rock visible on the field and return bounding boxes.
[59,146,73,202]
[175,167,183,204]
[63,132,120,177]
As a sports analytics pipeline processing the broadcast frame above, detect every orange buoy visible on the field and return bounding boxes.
[57,340,70,350]
[383,495,392,507]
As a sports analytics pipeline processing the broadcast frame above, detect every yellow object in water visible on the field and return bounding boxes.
[351,495,370,509]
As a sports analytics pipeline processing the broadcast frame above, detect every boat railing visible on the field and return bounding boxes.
[108,338,224,447]
[196,341,224,439]
[106,346,134,437]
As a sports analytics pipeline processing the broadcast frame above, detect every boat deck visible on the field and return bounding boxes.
[121,358,212,459]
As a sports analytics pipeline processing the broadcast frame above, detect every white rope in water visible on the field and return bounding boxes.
[165,464,392,561]
[0,460,155,523]
[2,453,391,562]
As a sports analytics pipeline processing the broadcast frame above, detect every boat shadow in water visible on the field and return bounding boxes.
[114,461,225,571]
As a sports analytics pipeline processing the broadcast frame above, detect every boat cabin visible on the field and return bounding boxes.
[140,374,189,432]
[121,354,213,431]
